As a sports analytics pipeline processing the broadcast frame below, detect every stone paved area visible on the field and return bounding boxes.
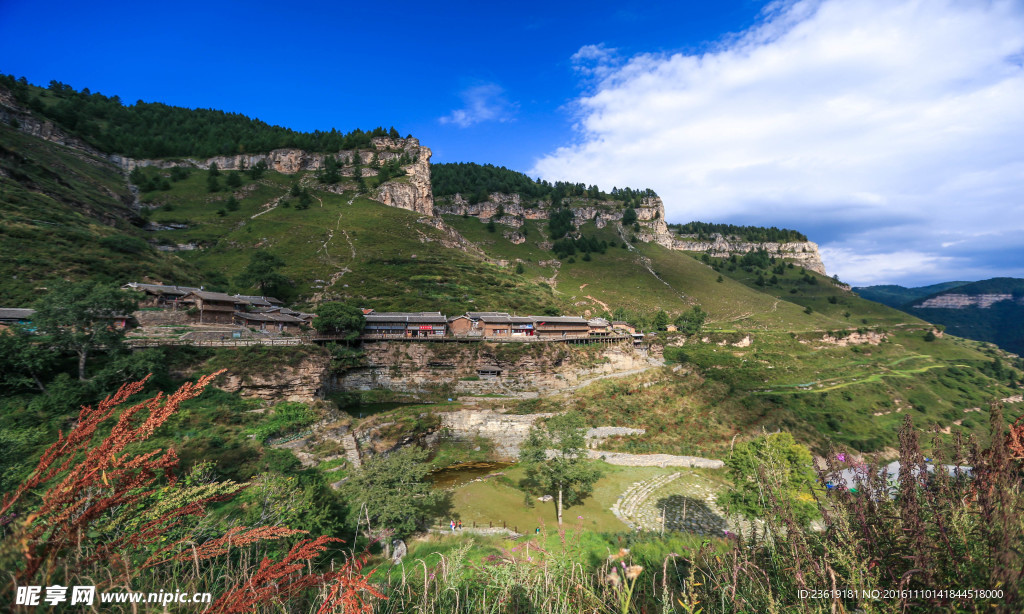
[611,472,739,535]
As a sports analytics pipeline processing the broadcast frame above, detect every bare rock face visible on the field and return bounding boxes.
[914,294,1020,309]
[439,410,555,458]
[375,141,434,216]
[216,353,331,402]
[335,340,657,395]
[672,234,827,275]
[115,137,433,215]
[819,331,886,346]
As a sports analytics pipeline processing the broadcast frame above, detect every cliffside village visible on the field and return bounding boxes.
[1,282,642,343]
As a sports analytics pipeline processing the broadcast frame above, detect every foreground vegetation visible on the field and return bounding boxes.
[3,370,1021,612]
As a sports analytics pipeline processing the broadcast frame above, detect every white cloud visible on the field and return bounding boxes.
[533,0,1024,286]
[440,83,517,128]
[571,43,621,79]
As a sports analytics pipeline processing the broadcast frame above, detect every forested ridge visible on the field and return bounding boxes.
[431,161,657,207]
[0,74,402,158]
[669,221,808,243]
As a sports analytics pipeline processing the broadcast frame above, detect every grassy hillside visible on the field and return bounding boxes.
[135,166,561,312]
[0,124,197,303]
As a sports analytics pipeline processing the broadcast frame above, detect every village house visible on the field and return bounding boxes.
[611,321,636,334]
[510,316,536,336]
[533,316,590,338]
[363,312,448,338]
[121,282,200,308]
[588,317,612,336]
[0,307,35,332]
[232,294,284,308]
[447,315,474,336]
[233,311,305,334]
[180,290,245,324]
[480,314,512,338]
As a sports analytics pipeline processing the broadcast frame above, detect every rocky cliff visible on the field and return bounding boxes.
[435,192,826,274]
[113,136,434,215]
[435,193,673,243]
[334,340,658,395]
[671,234,827,275]
[208,350,331,402]
[914,294,1021,309]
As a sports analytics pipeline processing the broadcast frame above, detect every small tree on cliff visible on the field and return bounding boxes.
[312,302,365,341]
[519,412,602,525]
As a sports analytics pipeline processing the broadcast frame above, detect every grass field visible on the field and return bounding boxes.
[442,462,730,534]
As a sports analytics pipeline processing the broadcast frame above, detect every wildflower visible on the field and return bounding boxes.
[607,547,630,561]
[836,452,847,462]
[604,569,621,587]
[625,565,643,580]
[577,515,583,519]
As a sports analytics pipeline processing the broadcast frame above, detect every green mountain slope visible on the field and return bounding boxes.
[2,77,1021,458]
[0,123,197,303]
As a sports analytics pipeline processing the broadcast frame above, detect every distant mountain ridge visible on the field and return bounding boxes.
[856,278,1024,355]
[853,281,970,308]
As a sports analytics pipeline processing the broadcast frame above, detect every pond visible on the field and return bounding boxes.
[428,461,514,489]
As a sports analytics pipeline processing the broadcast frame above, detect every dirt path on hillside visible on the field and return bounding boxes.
[251,195,282,219]
[586,295,611,312]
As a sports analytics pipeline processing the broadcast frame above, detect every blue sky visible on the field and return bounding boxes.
[2,0,1023,286]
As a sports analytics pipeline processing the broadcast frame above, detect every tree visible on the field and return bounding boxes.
[674,305,706,335]
[345,447,441,556]
[225,196,240,211]
[206,173,220,193]
[225,170,242,188]
[486,219,497,233]
[208,161,220,176]
[720,432,818,527]
[621,207,638,226]
[519,412,602,525]
[31,281,139,380]
[653,310,669,331]
[0,327,56,393]
[515,262,525,274]
[312,302,366,340]
[248,159,267,180]
[236,252,290,296]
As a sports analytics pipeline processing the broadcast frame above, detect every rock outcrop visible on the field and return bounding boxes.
[333,340,656,395]
[435,192,826,274]
[215,352,330,402]
[113,137,433,214]
[914,294,1021,309]
[374,139,434,215]
[671,234,827,275]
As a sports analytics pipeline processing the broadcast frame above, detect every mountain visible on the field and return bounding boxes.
[907,278,1024,355]
[854,281,971,308]
[1,75,1021,457]
[855,278,1024,355]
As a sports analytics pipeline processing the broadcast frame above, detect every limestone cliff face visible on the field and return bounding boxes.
[914,294,1022,309]
[215,353,330,402]
[434,194,672,244]
[671,234,827,275]
[374,138,434,215]
[334,340,656,395]
[113,137,433,214]
[433,192,827,273]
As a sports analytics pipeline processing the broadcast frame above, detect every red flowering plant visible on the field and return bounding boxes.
[0,373,383,613]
